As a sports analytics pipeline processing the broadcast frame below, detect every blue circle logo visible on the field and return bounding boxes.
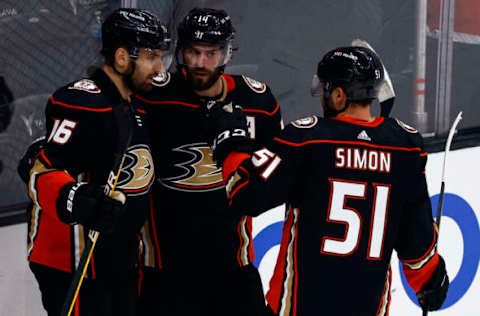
[399,193,480,308]
[253,222,283,268]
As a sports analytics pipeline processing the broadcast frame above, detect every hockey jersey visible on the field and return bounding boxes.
[135,71,282,271]
[222,115,438,316]
[28,69,154,277]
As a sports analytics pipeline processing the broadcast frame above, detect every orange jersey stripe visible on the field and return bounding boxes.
[222,152,251,182]
[135,95,200,108]
[331,116,385,127]
[403,252,439,292]
[275,137,422,152]
[243,100,280,116]
[50,95,113,112]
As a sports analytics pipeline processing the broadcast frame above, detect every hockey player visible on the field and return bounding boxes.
[205,46,449,315]
[135,7,282,316]
[25,9,171,316]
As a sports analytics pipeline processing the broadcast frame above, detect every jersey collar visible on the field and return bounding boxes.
[330,116,385,127]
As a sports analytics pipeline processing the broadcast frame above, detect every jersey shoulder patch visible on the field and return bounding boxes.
[242,75,266,93]
[292,116,318,129]
[67,79,101,93]
[152,72,171,87]
[395,118,418,133]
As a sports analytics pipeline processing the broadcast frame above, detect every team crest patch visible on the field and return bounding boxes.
[152,72,171,87]
[159,143,224,192]
[292,116,318,129]
[395,118,418,133]
[68,79,100,93]
[242,75,266,93]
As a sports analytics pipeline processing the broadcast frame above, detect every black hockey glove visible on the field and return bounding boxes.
[203,100,253,166]
[416,255,449,311]
[56,182,126,234]
[17,136,46,184]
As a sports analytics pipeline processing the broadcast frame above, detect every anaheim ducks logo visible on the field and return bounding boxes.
[242,75,266,93]
[292,116,318,128]
[68,79,101,93]
[152,72,171,87]
[395,118,418,133]
[159,143,224,192]
[116,144,155,195]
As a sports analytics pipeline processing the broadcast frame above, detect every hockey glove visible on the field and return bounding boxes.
[416,255,449,311]
[17,136,46,184]
[56,182,126,234]
[203,100,253,166]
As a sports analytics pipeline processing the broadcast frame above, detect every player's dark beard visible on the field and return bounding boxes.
[186,67,222,91]
[123,71,152,94]
[323,96,349,118]
[121,60,153,94]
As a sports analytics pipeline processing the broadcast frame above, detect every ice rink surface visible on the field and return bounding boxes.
[0,224,45,316]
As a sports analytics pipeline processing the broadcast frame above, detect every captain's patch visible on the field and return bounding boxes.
[152,72,171,87]
[395,118,418,133]
[68,79,101,93]
[292,116,318,129]
[242,75,266,93]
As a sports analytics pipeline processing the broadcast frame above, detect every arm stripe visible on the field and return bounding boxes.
[50,96,112,112]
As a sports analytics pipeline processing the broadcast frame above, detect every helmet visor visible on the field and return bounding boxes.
[311,74,322,97]
[135,47,174,75]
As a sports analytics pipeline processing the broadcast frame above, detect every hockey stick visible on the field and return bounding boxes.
[351,39,396,117]
[60,101,133,316]
[422,111,462,316]
[436,111,462,230]
[435,111,462,229]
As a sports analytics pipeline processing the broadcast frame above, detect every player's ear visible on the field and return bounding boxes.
[331,86,347,110]
[114,47,130,73]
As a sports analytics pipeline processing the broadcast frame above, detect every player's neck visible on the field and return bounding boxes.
[337,104,374,122]
[103,64,133,102]
[194,76,224,99]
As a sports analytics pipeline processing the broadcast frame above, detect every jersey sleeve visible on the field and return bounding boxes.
[28,93,103,221]
[263,85,283,135]
[249,85,283,147]
[394,135,438,293]
[222,127,304,217]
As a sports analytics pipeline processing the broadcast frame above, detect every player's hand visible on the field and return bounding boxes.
[56,182,126,234]
[416,255,449,311]
[17,136,46,184]
[202,100,253,166]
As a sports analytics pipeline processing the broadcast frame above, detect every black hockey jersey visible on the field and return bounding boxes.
[28,69,154,277]
[135,71,282,271]
[222,115,438,316]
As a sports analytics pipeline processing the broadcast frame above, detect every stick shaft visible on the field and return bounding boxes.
[61,102,133,316]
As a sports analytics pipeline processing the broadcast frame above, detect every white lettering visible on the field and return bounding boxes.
[380,152,391,173]
[335,147,391,173]
[354,149,367,170]
[346,148,352,168]
[368,151,378,171]
[335,148,345,167]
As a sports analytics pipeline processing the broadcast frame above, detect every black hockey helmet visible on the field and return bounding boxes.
[311,46,384,102]
[177,7,235,67]
[101,8,172,63]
